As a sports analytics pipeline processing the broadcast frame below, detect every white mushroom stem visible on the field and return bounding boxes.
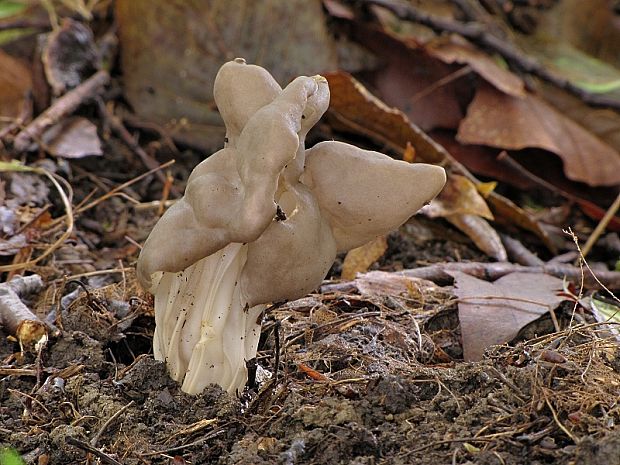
[152,243,265,395]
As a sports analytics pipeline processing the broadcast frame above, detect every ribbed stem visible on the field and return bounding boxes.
[152,243,265,394]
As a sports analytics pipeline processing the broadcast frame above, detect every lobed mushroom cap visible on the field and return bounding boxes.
[214,58,282,147]
[303,140,447,252]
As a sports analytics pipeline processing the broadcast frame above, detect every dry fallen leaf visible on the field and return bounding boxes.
[446,214,507,262]
[325,71,445,163]
[457,83,620,187]
[349,24,465,131]
[354,270,442,299]
[425,174,493,219]
[341,235,388,280]
[450,271,566,361]
[42,116,102,158]
[0,50,32,130]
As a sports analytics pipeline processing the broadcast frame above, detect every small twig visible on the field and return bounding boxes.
[273,320,281,387]
[402,436,495,456]
[500,233,544,266]
[364,0,620,111]
[580,192,620,259]
[90,400,134,447]
[544,397,578,443]
[74,160,175,216]
[49,267,134,285]
[140,427,226,457]
[65,437,123,465]
[13,70,110,152]
[0,367,37,376]
[565,228,620,304]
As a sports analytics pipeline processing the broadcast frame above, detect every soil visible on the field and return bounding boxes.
[2,205,620,465]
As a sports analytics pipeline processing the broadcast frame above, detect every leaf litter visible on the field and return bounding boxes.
[3,1,620,464]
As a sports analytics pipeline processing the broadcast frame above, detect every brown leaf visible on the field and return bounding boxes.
[457,83,620,187]
[0,50,31,130]
[486,193,557,253]
[42,116,102,158]
[116,0,338,151]
[324,72,553,252]
[341,235,388,280]
[425,174,493,219]
[542,84,620,159]
[427,36,525,97]
[451,271,566,361]
[446,214,507,262]
[354,270,441,299]
[325,71,447,163]
[347,24,465,131]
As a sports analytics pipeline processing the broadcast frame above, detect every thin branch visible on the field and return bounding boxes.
[0,275,46,349]
[13,70,110,152]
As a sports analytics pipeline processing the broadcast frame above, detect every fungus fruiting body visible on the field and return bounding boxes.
[137,59,446,395]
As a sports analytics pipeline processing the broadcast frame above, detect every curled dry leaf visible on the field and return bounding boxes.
[425,174,493,219]
[457,83,620,187]
[341,235,388,280]
[450,271,567,361]
[446,213,507,262]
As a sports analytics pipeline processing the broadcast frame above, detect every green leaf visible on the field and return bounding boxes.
[0,1,27,19]
[0,160,34,172]
[0,448,26,465]
[0,27,37,46]
[591,298,620,323]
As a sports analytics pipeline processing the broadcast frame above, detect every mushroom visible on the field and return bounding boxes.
[137,59,446,395]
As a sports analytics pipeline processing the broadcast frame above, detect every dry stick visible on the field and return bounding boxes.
[580,192,620,259]
[500,233,545,266]
[65,437,123,465]
[140,427,227,457]
[0,275,46,348]
[364,0,620,111]
[13,70,110,152]
[90,400,134,447]
[393,262,620,288]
